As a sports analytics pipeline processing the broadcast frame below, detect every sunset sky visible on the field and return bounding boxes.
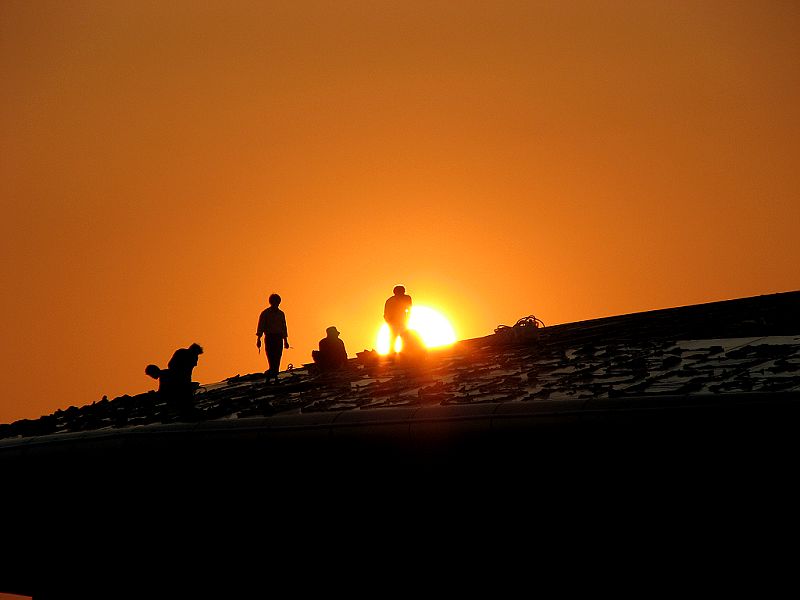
[1,1,798,424]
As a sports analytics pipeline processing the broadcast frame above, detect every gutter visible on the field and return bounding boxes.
[2,390,797,459]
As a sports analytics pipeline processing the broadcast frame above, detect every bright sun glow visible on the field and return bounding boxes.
[376,306,457,355]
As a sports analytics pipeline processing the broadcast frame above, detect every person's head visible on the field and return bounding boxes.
[189,343,204,355]
[393,285,405,296]
[269,293,281,307]
[326,326,340,338]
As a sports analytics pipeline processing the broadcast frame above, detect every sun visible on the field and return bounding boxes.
[376,305,457,354]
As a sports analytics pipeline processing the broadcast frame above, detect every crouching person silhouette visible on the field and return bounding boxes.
[146,342,204,417]
[312,326,348,374]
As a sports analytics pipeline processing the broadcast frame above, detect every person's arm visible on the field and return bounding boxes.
[281,313,289,349]
[256,312,264,349]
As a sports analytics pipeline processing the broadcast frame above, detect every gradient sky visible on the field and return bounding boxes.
[1,1,798,424]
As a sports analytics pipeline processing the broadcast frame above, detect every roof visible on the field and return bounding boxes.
[2,290,799,595]
[2,291,799,442]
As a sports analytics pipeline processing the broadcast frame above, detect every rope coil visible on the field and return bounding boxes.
[494,314,545,336]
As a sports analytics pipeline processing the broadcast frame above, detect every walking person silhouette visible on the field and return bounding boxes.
[256,293,289,382]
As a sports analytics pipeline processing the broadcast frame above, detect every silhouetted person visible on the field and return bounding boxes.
[256,293,289,382]
[384,284,412,353]
[312,326,348,373]
[146,342,204,414]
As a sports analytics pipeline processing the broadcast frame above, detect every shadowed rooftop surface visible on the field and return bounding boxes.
[2,291,799,597]
[3,290,799,439]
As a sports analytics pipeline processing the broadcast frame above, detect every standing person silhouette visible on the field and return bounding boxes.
[256,293,289,382]
[384,284,412,354]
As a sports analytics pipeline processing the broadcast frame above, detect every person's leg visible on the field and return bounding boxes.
[266,335,283,380]
[388,325,400,354]
[158,369,178,410]
[274,344,283,378]
[390,324,409,354]
[174,383,194,417]
[265,341,275,377]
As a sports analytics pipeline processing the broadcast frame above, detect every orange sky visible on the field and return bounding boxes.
[1,1,798,424]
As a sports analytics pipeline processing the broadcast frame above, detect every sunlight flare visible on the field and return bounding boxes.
[376,305,457,355]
